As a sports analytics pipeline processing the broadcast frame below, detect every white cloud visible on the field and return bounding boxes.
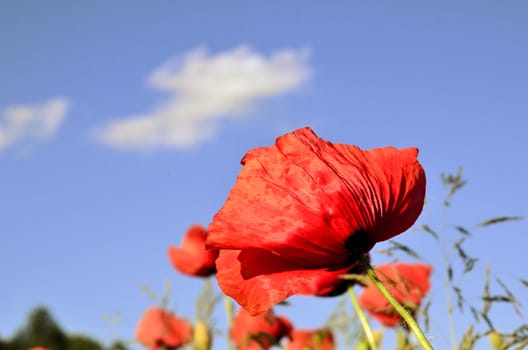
[0,97,70,154]
[94,45,311,151]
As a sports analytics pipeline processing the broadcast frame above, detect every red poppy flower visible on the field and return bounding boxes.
[27,348,52,350]
[135,307,192,350]
[168,224,219,277]
[230,308,292,350]
[285,329,335,350]
[207,127,426,315]
[298,261,365,297]
[359,263,432,327]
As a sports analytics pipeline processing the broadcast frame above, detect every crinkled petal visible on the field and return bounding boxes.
[332,145,426,242]
[207,127,425,266]
[216,249,341,315]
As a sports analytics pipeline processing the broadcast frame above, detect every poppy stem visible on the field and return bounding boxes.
[347,286,378,350]
[223,295,235,350]
[359,256,434,350]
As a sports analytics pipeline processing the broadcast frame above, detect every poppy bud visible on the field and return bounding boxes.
[372,330,384,347]
[193,319,212,350]
[488,331,504,350]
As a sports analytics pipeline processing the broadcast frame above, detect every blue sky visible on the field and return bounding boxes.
[1,1,527,349]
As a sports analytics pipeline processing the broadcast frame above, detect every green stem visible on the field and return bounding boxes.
[444,263,457,350]
[442,205,457,350]
[348,286,378,350]
[359,256,434,350]
[223,295,235,350]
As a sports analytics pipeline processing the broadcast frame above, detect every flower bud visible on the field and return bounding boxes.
[372,329,383,347]
[488,331,503,350]
[193,319,212,350]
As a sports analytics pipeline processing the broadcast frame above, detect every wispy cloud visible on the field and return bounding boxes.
[94,45,311,151]
[0,97,70,154]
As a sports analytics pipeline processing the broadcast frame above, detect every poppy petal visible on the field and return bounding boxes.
[298,262,364,297]
[332,145,426,242]
[216,249,350,315]
[168,225,218,277]
[135,307,193,349]
[359,263,432,327]
[207,127,425,265]
[285,329,335,350]
[230,308,292,349]
[208,128,361,262]
[208,127,426,314]
[168,245,216,277]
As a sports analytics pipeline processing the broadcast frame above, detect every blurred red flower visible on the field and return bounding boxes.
[168,224,219,277]
[27,348,52,350]
[207,127,426,315]
[285,329,335,350]
[135,307,192,350]
[230,308,292,350]
[359,263,433,327]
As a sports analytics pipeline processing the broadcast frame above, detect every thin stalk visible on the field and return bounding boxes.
[359,256,434,350]
[223,295,235,350]
[444,257,457,349]
[442,204,458,350]
[348,286,377,350]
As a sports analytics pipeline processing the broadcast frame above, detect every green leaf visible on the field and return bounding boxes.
[140,284,158,302]
[421,224,438,240]
[496,278,523,319]
[340,273,370,286]
[455,226,471,236]
[453,285,465,311]
[388,241,421,259]
[469,306,480,323]
[458,325,477,350]
[463,258,478,275]
[422,301,431,332]
[481,266,493,328]
[453,237,478,275]
[441,167,467,205]
[476,216,524,227]
[447,265,453,283]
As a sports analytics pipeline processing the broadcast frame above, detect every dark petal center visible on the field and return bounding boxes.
[345,230,371,263]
